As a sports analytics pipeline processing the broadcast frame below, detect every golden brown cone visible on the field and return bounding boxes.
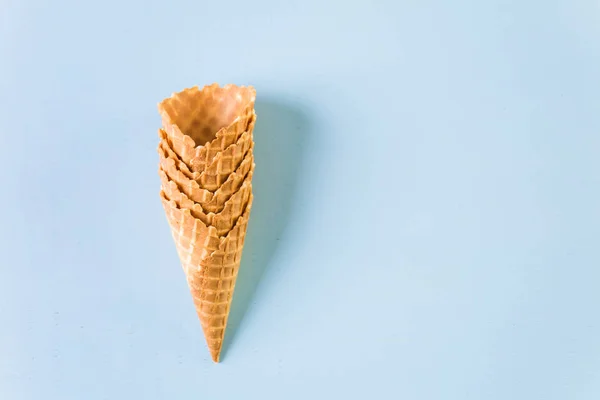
[158,128,253,190]
[157,141,254,212]
[188,113,256,173]
[157,128,194,180]
[160,192,254,362]
[158,84,256,169]
[157,112,256,177]
[159,169,253,236]
[159,130,254,193]
[190,131,254,190]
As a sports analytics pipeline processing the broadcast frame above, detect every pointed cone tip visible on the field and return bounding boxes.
[210,349,221,363]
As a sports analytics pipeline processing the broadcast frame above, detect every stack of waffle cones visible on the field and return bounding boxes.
[157,83,256,362]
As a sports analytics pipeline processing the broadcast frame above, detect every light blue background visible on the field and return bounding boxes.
[1,1,599,399]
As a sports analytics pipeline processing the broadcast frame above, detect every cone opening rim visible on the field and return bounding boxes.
[158,83,256,149]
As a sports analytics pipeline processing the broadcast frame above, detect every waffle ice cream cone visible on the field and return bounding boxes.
[159,84,256,170]
[159,128,254,189]
[157,141,254,212]
[157,128,195,179]
[188,113,256,173]
[160,170,253,236]
[161,192,253,362]
[156,83,256,362]
[158,109,256,176]
[192,131,254,191]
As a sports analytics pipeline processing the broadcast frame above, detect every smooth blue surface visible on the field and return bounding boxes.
[1,1,600,399]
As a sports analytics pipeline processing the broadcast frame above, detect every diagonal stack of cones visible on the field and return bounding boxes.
[157,83,256,362]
